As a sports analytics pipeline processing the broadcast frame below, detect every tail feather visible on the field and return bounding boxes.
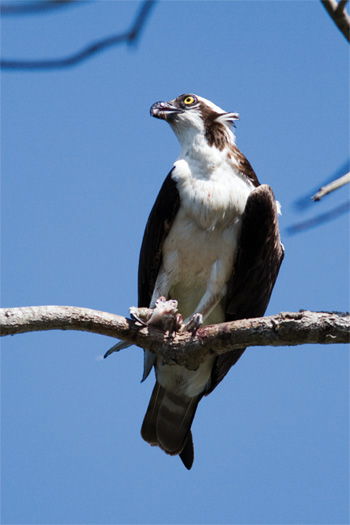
[141,382,199,469]
[179,432,194,470]
[141,382,165,445]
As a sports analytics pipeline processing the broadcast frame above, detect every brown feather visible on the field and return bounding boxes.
[179,432,194,470]
[206,184,284,394]
[140,382,165,445]
[199,100,231,151]
[138,169,180,308]
[228,144,260,187]
[141,382,199,468]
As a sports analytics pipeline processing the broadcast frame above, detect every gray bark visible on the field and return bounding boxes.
[1,306,348,369]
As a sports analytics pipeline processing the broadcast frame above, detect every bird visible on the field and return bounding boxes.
[107,93,284,470]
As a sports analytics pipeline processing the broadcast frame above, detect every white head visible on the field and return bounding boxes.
[150,93,239,151]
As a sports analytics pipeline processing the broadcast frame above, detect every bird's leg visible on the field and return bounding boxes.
[181,290,224,333]
[183,313,203,333]
[128,297,179,332]
[140,296,179,382]
[140,268,181,381]
[143,267,183,334]
[104,269,173,360]
[150,268,172,308]
[181,260,227,333]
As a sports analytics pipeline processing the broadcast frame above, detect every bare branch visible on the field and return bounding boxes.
[286,201,350,235]
[312,171,350,201]
[294,160,349,210]
[0,0,156,70]
[0,0,81,16]
[321,0,350,42]
[1,306,349,368]
[290,164,350,233]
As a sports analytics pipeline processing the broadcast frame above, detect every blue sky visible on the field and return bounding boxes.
[1,1,349,523]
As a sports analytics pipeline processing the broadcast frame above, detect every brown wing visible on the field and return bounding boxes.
[138,168,180,307]
[230,144,261,188]
[206,184,284,394]
[139,171,198,469]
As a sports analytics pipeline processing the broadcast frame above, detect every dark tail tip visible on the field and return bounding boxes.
[179,432,194,470]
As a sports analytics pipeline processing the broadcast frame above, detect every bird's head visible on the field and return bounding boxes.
[150,93,239,150]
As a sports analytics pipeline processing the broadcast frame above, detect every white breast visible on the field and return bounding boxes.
[172,157,253,231]
[162,154,253,319]
[156,150,254,397]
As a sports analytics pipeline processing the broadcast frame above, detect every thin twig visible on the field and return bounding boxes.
[0,0,156,70]
[287,201,350,234]
[0,0,80,16]
[294,160,350,210]
[1,306,349,369]
[312,172,350,201]
[321,0,350,42]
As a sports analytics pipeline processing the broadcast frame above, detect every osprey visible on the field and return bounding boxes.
[109,93,284,469]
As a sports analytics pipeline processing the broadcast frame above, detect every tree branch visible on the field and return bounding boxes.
[312,171,350,201]
[286,201,350,235]
[0,0,156,70]
[294,160,349,210]
[321,0,350,42]
[0,0,80,16]
[1,306,348,369]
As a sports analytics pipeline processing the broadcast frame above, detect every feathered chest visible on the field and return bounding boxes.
[172,157,253,231]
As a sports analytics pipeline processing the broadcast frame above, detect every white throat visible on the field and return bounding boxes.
[170,111,206,151]
[170,115,235,176]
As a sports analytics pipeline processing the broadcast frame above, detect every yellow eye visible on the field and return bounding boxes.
[183,95,195,105]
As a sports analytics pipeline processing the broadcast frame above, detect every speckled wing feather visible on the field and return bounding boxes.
[206,184,284,394]
[138,168,180,308]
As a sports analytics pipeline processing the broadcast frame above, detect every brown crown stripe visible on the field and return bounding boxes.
[199,100,260,187]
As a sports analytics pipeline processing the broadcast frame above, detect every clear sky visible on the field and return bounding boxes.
[1,1,349,524]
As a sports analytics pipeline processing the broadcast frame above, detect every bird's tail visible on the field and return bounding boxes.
[141,382,200,470]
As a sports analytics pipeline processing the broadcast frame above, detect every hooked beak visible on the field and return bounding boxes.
[150,101,183,121]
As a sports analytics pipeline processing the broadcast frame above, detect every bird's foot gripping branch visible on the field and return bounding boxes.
[103,297,206,360]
